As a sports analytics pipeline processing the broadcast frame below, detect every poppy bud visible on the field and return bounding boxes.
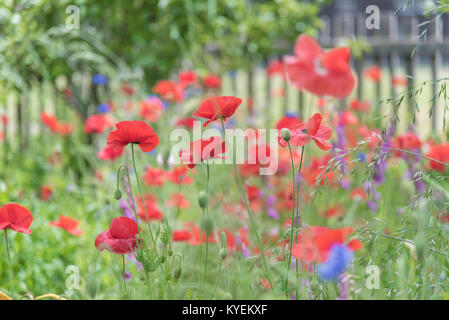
[198,191,208,209]
[159,256,166,264]
[281,128,291,142]
[168,250,173,256]
[174,267,182,279]
[114,189,122,200]
[202,215,214,236]
[220,231,227,248]
[219,248,228,260]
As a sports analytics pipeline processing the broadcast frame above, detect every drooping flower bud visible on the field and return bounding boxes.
[198,190,208,209]
[174,267,182,279]
[219,248,228,260]
[202,215,214,236]
[281,128,291,142]
[114,189,122,200]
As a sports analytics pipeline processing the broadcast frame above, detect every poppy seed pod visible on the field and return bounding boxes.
[174,266,182,279]
[198,190,208,209]
[219,248,228,260]
[281,128,291,142]
[201,215,214,236]
[114,189,122,200]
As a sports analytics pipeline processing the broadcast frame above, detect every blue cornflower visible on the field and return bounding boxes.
[97,103,110,113]
[285,112,297,118]
[357,152,366,163]
[92,74,108,85]
[317,244,353,281]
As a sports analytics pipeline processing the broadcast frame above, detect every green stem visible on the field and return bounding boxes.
[220,118,273,292]
[130,143,174,298]
[122,255,127,292]
[212,258,223,299]
[118,165,153,298]
[285,141,296,297]
[295,146,305,229]
[201,163,211,297]
[202,235,209,297]
[4,230,13,298]
[131,144,156,244]
[294,146,305,299]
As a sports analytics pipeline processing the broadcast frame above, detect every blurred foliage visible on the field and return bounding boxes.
[0,0,325,89]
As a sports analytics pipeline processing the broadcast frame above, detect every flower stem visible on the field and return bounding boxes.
[131,144,156,244]
[212,258,223,299]
[4,230,13,298]
[130,143,174,298]
[294,146,305,299]
[220,118,273,292]
[285,141,296,297]
[201,163,211,297]
[122,255,127,292]
[118,165,153,298]
[202,235,209,296]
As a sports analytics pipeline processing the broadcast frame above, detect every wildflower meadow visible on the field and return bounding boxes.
[1,0,449,306]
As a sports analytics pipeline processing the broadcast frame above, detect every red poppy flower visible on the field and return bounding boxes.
[321,206,344,218]
[179,136,226,168]
[107,120,159,153]
[364,65,382,82]
[50,215,83,236]
[194,96,242,127]
[292,226,362,263]
[121,83,135,96]
[1,115,8,125]
[95,217,139,254]
[84,114,109,134]
[426,143,449,173]
[175,117,195,129]
[166,166,194,185]
[260,278,271,289]
[142,167,166,186]
[203,74,221,89]
[152,80,184,102]
[137,194,163,222]
[139,97,164,122]
[41,112,60,132]
[266,60,285,78]
[278,113,332,151]
[166,193,190,209]
[97,145,124,161]
[275,115,304,131]
[55,122,75,136]
[350,99,371,112]
[184,223,217,246]
[302,154,335,186]
[173,230,191,242]
[284,34,355,98]
[392,131,422,152]
[392,76,408,87]
[40,185,53,201]
[179,70,197,87]
[0,203,33,234]
[334,111,358,127]
[350,188,368,201]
